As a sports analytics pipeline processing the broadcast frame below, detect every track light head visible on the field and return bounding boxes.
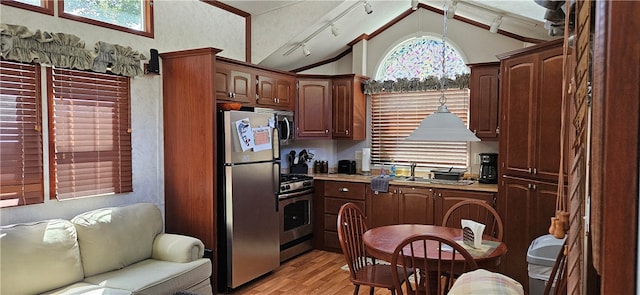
[302,43,311,56]
[446,0,457,19]
[331,24,340,37]
[489,15,503,33]
[411,0,418,10]
[363,1,373,14]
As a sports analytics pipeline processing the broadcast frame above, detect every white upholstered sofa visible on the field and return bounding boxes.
[0,203,213,295]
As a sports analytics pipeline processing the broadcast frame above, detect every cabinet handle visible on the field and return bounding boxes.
[393,189,397,194]
[533,168,537,175]
[325,129,329,134]
[532,184,537,190]
[528,167,533,174]
[346,129,349,135]
[473,129,477,134]
[339,187,349,192]
[496,126,500,134]
[528,183,532,189]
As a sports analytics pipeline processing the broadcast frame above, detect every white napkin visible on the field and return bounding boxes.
[461,219,486,249]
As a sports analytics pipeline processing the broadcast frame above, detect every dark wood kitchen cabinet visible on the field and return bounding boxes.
[160,48,221,251]
[256,71,295,110]
[498,40,564,182]
[332,75,366,140]
[215,60,254,104]
[498,176,559,287]
[497,39,565,288]
[366,185,495,228]
[296,78,332,139]
[315,180,366,252]
[436,188,495,222]
[296,74,367,140]
[468,62,500,140]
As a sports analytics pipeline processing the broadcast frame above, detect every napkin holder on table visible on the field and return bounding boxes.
[461,219,486,249]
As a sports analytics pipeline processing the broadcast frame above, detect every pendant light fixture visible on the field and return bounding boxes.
[406,1,480,142]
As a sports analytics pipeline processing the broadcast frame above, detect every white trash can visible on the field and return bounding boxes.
[527,234,566,295]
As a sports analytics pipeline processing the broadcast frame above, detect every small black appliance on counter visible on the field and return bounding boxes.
[338,160,356,174]
[478,153,498,184]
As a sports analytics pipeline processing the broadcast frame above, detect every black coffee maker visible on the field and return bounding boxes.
[478,153,498,184]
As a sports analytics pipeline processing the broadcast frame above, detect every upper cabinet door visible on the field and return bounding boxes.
[296,79,331,138]
[469,63,500,140]
[256,73,295,110]
[215,62,253,104]
[500,55,537,179]
[332,78,353,138]
[499,41,564,182]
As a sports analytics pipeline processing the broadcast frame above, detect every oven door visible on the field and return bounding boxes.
[279,191,313,245]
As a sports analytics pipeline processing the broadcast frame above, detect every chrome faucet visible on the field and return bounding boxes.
[409,162,417,181]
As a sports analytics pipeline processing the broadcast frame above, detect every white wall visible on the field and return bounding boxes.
[0,0,245,225]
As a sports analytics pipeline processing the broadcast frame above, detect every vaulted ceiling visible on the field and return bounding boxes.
[217,0,560,72]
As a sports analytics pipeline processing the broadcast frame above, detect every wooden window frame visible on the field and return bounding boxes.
[58,0,154,38]
[0,0,54,15]
[0,60,44,208]
[47,67,132,200]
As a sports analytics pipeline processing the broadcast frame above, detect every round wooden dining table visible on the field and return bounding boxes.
[362,224,507,270]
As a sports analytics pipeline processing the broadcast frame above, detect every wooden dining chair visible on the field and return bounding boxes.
[338,202,410,295]
[441,199,504,241]
[390,234,478,295]
[544,241,568,295]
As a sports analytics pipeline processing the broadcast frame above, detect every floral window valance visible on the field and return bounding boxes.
[0,23,146,77]
[362,74,469,95]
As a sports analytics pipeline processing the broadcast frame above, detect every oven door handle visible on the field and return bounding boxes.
[278,189,313,200]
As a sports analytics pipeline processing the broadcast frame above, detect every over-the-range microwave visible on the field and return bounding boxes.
[254,107,295,145]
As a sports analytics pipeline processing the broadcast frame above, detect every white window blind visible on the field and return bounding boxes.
[49,67,132,200]
[0,61,44,207]
[371,89,470,169]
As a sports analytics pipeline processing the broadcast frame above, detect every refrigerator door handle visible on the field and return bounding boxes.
[272,125,280,160]
[274,162,281,212]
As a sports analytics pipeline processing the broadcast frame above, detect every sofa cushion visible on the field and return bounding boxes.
[83,258,212,295]
[71,203,163,277]
[0,219,84,294]
[42,282,133,295]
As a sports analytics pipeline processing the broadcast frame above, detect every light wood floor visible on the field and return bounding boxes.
[228,250,392,295]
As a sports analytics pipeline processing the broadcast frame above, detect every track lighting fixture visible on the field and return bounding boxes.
[411,0,418,10]
[331,23,340,37]
[446,0,457,19]
[363,1,373,14]
[489,15,503,33]
[301,43,311,56]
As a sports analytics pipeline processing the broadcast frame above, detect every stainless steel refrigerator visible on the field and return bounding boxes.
[217,110,280,292]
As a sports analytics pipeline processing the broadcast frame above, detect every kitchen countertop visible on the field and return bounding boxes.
[310,173,498,193]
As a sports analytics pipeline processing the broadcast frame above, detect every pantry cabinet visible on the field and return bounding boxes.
[498,176,559,286]
[498,40,564,182]
[497,39,565,288]
[468,62,500,140]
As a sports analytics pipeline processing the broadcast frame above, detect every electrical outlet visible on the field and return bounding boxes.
[355,150,362,160]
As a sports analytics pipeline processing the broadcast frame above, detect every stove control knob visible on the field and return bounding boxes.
[302,181,312,187]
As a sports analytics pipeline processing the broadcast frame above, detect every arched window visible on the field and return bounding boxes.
[376,36,469,80]
[372,36,471,169]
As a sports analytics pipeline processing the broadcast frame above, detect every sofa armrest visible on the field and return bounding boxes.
[152,233,206,263]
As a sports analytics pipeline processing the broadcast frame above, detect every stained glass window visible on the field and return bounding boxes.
[376,37,469,80]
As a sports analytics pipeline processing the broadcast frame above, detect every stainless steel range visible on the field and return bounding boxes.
[278,174,314,262]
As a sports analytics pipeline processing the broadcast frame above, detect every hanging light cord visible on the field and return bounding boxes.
[439,1,449,107]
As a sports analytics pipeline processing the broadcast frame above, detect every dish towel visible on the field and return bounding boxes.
[370,176,390,193]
